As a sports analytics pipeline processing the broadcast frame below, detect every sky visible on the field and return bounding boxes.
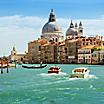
[0,0,104,56]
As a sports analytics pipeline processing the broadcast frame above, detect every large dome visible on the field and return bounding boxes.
[41,9,64,42]
[42,21,62,34]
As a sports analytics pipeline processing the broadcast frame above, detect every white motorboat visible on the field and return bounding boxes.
[69,67,90,78]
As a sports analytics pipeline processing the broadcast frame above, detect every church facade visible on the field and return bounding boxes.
[9,46,28,64]
[28,10,104,64]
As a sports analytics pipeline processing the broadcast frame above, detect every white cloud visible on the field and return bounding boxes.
[0,15,47,56]
[0,15,104,56]
[58,18,104,37]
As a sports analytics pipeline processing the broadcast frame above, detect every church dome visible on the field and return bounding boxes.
[66,21,78,36]
[66,28,77,36]
[42,9,62,34]
[42,22,62,34]
[41,9,64,42]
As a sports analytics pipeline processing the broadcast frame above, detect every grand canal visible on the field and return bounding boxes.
[0,64,104,104]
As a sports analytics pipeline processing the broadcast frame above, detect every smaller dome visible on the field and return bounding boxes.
[66,28,78,36]
[66,20,78,36]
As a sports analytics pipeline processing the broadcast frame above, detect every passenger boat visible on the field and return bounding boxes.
[48,66,61,74]
[22,64,47,69]
[0,63,16,68]
[69,67,90,78]
[0,64,8,68]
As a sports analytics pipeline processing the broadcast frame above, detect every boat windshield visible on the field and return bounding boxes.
[49,66,60,70]
[74,69,85,73]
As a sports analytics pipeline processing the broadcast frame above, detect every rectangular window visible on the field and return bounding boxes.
[39,46,41,51]
[66,56,68,59]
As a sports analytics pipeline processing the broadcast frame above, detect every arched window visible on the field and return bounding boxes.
[56,38,58,42]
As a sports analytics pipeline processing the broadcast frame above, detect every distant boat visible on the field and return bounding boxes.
[22,64,47,69]
[0,64,8,68]
[69,67,90,78]
[9,63,16,67]
[48,66,61,74]
[0,63,16,68]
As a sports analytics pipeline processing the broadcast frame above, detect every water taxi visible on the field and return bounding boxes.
[48,66,61,74]
[69,67,90,78]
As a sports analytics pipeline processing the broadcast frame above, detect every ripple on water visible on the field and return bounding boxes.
[0,64,103,104]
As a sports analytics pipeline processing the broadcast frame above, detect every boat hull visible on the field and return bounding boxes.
[70,73,89,78]
[48,70,60,74]
[0,65,8,68]
[22,64,47,69]
[70,73,84,78]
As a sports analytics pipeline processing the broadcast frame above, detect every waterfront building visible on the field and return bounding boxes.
[78,45,94,64]
[78,45,104,64]
[28,39,48,63]
[41,41,58,63]
[91,46,104,64]
[9,46,27,64]
[65,39,78,63]
[27,9,104,64]
[58,41,66,63]
[64,20,84,63]
[28,9,64,64]
[10,46,17,61]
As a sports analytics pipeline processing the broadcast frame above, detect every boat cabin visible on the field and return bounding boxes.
[70,67,90,78]
[72,67,88,74]
[48,66,61,74]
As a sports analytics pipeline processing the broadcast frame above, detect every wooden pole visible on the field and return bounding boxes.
[7,61,9,73]
[15,60,16,68]
[1,62,3,74]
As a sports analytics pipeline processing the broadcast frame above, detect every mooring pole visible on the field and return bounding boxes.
[1,62,3,74]
[7,61,9,73]
[15,60,16,68]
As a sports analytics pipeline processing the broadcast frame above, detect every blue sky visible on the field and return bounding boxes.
[0,0,104,56]
[0,0,104,18]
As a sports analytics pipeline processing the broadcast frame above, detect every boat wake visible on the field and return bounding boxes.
[69,74,98,81]
[87,74,98,79]
[40,72,68,77]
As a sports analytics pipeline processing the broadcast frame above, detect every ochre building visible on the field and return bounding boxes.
[28,9,104,64]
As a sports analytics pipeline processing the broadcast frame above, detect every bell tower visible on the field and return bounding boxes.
[78,21,83,37]
[11,46,17,55]
[10,46,17,61]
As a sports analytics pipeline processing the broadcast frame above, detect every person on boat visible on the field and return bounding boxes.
[40,62,42,66]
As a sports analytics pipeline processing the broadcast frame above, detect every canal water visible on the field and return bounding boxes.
[0,64,104,104]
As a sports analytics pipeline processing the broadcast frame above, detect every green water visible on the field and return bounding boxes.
[0,64,104,104]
